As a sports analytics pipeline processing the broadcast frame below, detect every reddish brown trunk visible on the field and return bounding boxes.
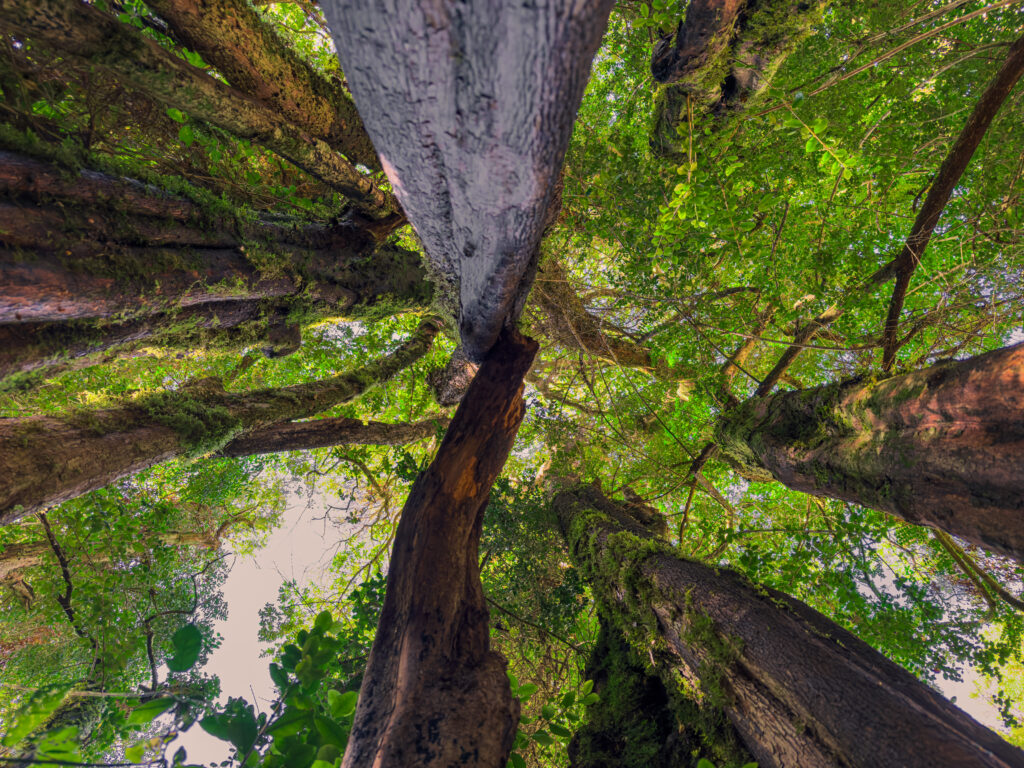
[717,343,1024,561]
[0,152,427,324]
[343,329,537,768]
[557,484,1024,768]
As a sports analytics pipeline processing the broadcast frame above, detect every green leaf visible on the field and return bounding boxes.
[697,759,716,768]
[517,683,539,700]
[167,624,203,672]
[2,686,71,746]
[166,107,187,123]
[124,742,146,763]
[126,697,175,725]
[560,691,576,709]
[580,680,594,696]
[178,125,195,147]
[508,753,526,768]
[328,689,358,719]
[265,707,309,738]
[582,693,600,706]
[532,730,554,746]
[541,704,555,719]
[805,136,817,154]
[640,4,650,18]
[199,709,258,754]
[549,723,572,738]
[314,610,334,632]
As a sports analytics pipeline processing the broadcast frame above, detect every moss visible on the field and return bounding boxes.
[135,388,242,457]
[562,498,751,767]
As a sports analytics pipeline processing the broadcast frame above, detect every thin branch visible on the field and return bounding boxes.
[880,31,1024,370]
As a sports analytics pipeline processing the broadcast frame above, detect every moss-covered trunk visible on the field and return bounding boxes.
[0,318,441,523]
[716,342,1024,561]
[555,483,1024,768]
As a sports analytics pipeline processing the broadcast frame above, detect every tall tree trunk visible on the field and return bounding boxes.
[555,483,1024,768]
[321,0,614,361]
[568,619,750,768]
[343,329,537,768]
[0,0,397,217]
[716,342,1024,561]
[144,0,380,171]
[0,151,426,325]
[0,318,442,523]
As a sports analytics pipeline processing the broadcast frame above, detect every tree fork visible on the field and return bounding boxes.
[555,483,1024,768]
[343,328,537,768]
[0,318,442,523]
[716,342,1024,561]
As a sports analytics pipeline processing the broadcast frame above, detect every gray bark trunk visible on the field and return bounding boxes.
[321,0,614,360]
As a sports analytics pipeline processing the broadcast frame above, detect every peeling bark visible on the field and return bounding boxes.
[557,483,1024,768]
[0,318,442,523]
[322,0,614,360]
[145,0,379,170]
[0,0,397,217]
[344,329,537,768]
[717,343,1024,561]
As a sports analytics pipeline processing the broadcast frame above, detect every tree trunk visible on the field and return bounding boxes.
[0,0,397,217]
[555,483,1024,768]
[0,151,428,325]
[650,0,825,156]
[321,0,614,361]
[144,0,380,171]
[716,342,1024,561]
[0,318,442,523]
[217,415,448,457]
[568,619,750,768]
[343,329,537,768]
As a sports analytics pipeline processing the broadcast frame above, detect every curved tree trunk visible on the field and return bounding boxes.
[322,0,614,361]
[0,318,442,523]
[555,483,1024,768]
[343,329,537,768]
[716,342,1024,561]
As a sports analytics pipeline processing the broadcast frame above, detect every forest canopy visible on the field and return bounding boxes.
[0,0,1023,767]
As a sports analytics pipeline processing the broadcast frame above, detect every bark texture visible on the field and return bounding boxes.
[343,329,538,768]
[321,0,614,361]
[0,0,396,216]
[218,415,448,457]
[0,318,442,523]
[145,0,380,170]
[716,342,1024,561]
[556,483,1024,768]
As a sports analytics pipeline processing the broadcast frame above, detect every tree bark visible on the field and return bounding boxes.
[0,0,397,217]
[556,483,1024,768]
[650,0,825,156]
[321,0,614,361]
[0,318,442,523]
[343,329,537,768]
[717,342,1024,561]
[144,0,380,171]
[0,150,429,329]
[217,415,448,457]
